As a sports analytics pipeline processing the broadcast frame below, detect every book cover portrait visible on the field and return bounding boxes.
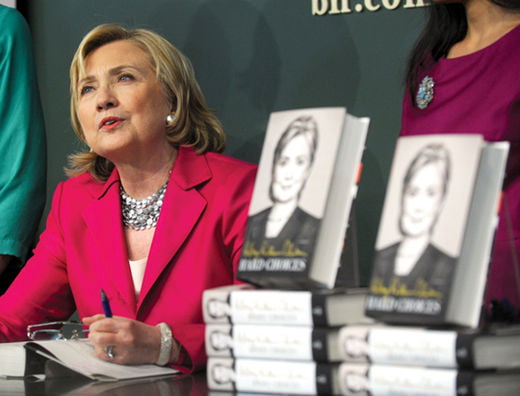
[240,108,344,276]
[368,135,482,318]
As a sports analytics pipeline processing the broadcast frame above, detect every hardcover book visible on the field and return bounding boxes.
[365,134,509,327]
[205,323,343,362]
[337,363,520,396]
[207,357,520,395]
[338,324,520,370]
[237,107,370,289]
[202,284,371,327]
[207,357,342,395]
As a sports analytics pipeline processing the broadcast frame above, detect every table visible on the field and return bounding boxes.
[0,371,209,395]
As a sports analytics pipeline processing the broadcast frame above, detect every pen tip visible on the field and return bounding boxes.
[101,289,106,299]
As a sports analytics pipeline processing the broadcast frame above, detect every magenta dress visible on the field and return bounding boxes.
[401,25,520,310]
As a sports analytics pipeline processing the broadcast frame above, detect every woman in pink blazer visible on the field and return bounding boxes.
[0,24,256,373]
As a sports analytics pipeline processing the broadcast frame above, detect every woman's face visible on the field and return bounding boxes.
[400,162,445,238]
[212,364,234,384]
[210,331,231,350]
[207,299,230,319]
[343,372,369,392]
[344,336,369,358]
[76,40,171,163]
[272,133,312,204]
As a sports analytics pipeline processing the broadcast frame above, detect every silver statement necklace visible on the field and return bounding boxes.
[120,181,168,230]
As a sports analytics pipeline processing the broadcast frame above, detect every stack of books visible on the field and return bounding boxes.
[353,134,520,394]
[204,114,520,394]
[334,323,520,395]
[204,107,372,394]
[203,284,373,394]
[203,284,520,395]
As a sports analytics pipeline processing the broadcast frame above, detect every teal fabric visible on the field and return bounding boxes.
[0,6,46,263]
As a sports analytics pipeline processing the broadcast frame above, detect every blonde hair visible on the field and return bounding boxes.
[67,24,225,181]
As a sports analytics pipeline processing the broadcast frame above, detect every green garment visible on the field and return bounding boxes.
[0,6,46,263]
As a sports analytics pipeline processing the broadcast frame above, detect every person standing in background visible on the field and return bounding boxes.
[401,0,520,316]
[0,5,47,294]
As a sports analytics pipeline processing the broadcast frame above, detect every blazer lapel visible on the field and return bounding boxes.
[82,171,137,316]
[138,147,211,309]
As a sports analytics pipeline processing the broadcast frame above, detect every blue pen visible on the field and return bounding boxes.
[100,289,113,318]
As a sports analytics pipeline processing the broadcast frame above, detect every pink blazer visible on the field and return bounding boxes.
[0,146,256,372]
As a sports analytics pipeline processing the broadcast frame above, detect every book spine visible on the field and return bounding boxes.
[311,293,330,326]
[454,333,477,369]
[455,371,476,396]
[207,357,337,395]
[338,363,458,395]
[338,326,461,368]
[229,290,314,325]
[316,363,336,395]
[312,328,336,362]
[203,286,351,326]
[205,324,338,362]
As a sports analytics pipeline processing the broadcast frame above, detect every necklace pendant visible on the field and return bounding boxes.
[416,76,435,110]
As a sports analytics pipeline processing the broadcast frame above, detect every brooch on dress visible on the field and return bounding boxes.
[416,76,435,110]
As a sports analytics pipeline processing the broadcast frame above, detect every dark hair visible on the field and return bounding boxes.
[405,0,520,106]
[268,115,319,202]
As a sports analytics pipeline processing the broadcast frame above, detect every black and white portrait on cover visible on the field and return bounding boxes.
[244,114,320,255]
[210,361,236,390]
[339,363,370,394]
[342,326,370,361]
[371,142,457,299]
[207,327,233,353]
[206,297,231,322]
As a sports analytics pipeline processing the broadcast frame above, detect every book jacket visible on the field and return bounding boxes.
[237,107,369,289]
[365,134,489,324]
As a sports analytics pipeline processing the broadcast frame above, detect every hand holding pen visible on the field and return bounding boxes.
[99,289,114,359]
[83,288,165,364]
[100,289,113,318]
